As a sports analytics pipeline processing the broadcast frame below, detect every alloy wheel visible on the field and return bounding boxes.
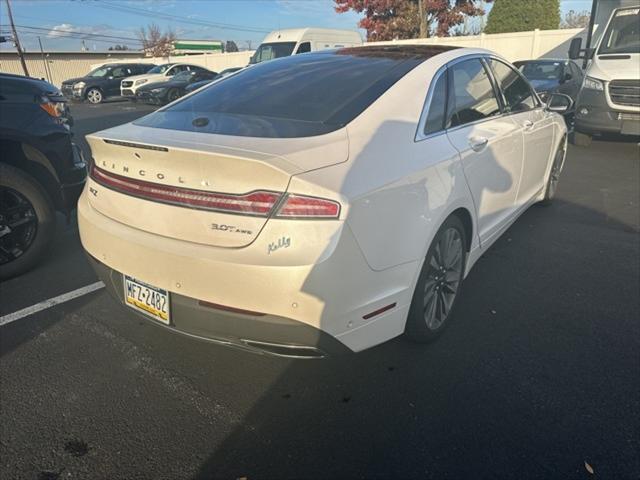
[548,142,566,199]
[423,227,463,330]
[0,187,38,265]
[87,89,103,104]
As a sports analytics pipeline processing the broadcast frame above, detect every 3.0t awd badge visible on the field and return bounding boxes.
[211,223,252,235]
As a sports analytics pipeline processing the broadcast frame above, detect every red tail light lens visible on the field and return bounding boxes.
[90,164,281,216]
[276,194,341,219]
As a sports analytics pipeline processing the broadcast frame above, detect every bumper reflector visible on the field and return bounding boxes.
[363,303,397,320]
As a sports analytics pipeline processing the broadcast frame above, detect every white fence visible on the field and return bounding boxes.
[0,27,586,87]
[368,27,586,62]
[90,51,254,74]
[0,51,254,87]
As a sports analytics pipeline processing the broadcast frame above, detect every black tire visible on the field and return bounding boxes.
[539,136,567,206]
[85,87,103,104]
[0,164,56,280]
[404,215,467,343]
[166,88,181,103]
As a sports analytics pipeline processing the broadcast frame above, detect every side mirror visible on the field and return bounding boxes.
[569,37,582,59]
[546,93,573,114]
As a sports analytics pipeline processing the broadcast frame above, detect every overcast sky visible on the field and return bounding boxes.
[1,0,593,52]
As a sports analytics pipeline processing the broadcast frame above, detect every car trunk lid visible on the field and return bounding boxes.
[86,123,347,248]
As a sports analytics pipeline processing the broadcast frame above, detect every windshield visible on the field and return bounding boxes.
[87,66,111,77]
[518,62,563,81]
[148,64,172,74]
[599,7,640,54]
[251,42,297,64]
[135,46,453,138]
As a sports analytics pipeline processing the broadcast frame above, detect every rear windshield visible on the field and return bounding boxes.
[134,47,441,138]
[518,62,563,81]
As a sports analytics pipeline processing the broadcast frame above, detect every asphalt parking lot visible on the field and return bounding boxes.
[1,101,638,480]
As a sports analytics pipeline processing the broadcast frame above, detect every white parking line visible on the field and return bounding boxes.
[0,281,105,327]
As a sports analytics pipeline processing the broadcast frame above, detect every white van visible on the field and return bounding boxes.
[570,4,640,143]
[250,28,362,64]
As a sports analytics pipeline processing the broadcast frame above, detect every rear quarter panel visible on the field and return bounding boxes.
[315,52,479,272]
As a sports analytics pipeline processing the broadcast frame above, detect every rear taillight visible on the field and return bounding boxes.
[275,194,341,219]
[90,165,341,219]
[90,165,281,216]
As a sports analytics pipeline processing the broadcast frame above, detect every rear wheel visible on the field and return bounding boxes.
[85,88,103,104]
[540,136,567,206]
[405,215,467,343]
[0,164,55,279]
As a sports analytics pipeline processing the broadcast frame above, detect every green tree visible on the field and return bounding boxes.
[485,0,560,34]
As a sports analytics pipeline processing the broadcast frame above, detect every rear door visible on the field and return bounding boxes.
[445,57,524,244]
[107,66,132,96]
[488,58,554,206]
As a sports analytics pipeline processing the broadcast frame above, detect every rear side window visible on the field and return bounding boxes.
[446,59,500,128]
[423,70,447,135]
[296,42,311,54]
[135,49,429,138]
[489,59,538,112]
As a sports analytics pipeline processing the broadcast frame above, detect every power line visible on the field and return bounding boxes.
[10,30,141,47]
[92,0,271,34]
[5,23,143,43]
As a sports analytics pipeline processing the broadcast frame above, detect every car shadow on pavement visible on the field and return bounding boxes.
[190,196,639,480]
[191,138,638,479]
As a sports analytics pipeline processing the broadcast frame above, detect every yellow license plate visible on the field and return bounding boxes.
[124,275,170,324]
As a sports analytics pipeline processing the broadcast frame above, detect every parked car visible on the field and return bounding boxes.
[514,59,583,126]
[514,59,583,103]
[120,63,204,99]
[0,73,86,279]
[569,4,640,145]
[250,28,362,64]
[135,68,218,105]
[184,67,244,93]
[78,46,570,357]
[61,63,154,104]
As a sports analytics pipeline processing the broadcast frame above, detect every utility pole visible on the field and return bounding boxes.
[37,37,52,83]
[5,0,29,76]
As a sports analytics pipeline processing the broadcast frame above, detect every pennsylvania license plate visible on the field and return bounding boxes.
[124,275,170,324]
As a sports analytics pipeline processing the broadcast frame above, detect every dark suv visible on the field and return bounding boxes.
[0,73,86,279]
[61,63,155,104]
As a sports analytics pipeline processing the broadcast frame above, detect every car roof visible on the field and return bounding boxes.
[0,73,60,93]
[333,44,460,60]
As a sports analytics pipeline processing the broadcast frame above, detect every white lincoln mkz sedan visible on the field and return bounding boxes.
[79,45,570,358]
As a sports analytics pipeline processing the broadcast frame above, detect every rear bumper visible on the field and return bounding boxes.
[77,189,415,354]
[87,254,350,358]
[59,144,87,211]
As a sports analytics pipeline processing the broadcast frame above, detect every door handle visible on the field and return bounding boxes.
[469,136,488,152]
[523,120,534,131]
